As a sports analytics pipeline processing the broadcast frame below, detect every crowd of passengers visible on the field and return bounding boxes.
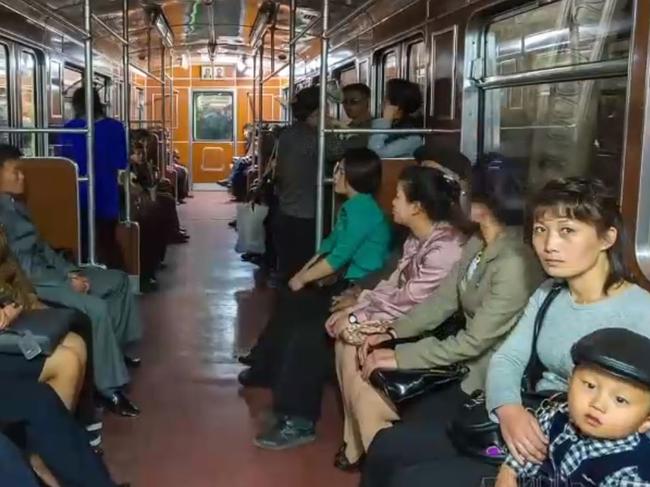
[0,87,193,486]
[235,79,650,486]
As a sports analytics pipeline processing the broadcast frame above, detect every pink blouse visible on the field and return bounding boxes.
[351,225,465,323]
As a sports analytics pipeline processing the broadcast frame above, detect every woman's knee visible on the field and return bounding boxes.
[40,345,83,383]
[60,332,87,366]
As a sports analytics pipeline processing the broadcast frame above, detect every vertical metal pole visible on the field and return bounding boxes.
[252,48,257,159]
[288,0,296,122]
[316,0,329,249]
[161,44,166,176]
[187,52,194,191]
[170,68,176,197]
[122,0,131,222]
[84,0,97,265]
[257,38,264,178]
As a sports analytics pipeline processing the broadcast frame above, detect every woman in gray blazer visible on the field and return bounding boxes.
[340,183,544,475]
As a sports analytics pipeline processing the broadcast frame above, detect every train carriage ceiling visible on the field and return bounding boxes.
[0,0,422,76]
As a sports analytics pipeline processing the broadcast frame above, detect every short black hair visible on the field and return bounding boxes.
[385,79,422,116]
[0,144,22,167]
[413,145,472,182]
[341,147,382,195]
[72,87,105,119]
[342,83,371,99]
[291,86,320,122]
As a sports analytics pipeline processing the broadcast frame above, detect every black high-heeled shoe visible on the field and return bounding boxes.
[333,443,363,472]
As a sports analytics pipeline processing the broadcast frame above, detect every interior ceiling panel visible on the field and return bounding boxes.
[17,0,409,70]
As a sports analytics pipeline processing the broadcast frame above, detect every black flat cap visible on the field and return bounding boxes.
[571,328,650,389]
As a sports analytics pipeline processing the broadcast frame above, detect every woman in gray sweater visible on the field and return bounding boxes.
[362,177,650,487]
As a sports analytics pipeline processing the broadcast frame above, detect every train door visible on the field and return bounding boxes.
[0,42,9,145]
[190,89,235,183]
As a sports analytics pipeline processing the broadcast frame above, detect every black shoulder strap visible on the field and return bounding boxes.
[522,280,565,392]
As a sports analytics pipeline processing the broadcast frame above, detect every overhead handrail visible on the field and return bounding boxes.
[91,13,128,45]
[323,128,459,134]
[0,127,88,134]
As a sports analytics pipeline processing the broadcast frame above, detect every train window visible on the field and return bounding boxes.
[63,67,82,120]
[358,60,368,85]
[193,91,234,141]
[470,0,632,215]
[432,28,456,120]
[0,45,8,144]
[486,0,631,77]
[337,65,357,123]
[50,60,62,118]
[132,87,144,122]
[483,77,627,194]
[381,51,398,98]
[407,41,426,97]
[19,51,36,157]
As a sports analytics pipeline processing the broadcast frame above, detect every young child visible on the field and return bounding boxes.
[496,327,650,487]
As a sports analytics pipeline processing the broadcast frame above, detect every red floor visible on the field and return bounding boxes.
[102,192,359,487]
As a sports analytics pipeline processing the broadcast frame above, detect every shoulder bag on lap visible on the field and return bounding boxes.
[0,304,73,360]
[447,281,566,465]
[368,312,469,407]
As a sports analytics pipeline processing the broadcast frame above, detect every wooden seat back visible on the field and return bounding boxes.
[376,159,417,214]
[20,157,81,263]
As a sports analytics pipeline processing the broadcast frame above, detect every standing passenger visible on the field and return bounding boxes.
[60,88,127,269]
[273,86,344,281]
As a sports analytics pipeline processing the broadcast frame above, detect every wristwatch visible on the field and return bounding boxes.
[347,313,359,325]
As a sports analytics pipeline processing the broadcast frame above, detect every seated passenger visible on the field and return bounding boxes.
[496,328,650,487]
[0,380,128,487]
[341,83,373,150]
[0,432,40,487]
[59,88,127,269]
[0,226,86,412]
[240,148,390,387]
[0,144,142,418]
[254,165,470,450]
[362,178,650,487]
[328,145,473,313]
[352,182,544,485]
[368,79,423,159]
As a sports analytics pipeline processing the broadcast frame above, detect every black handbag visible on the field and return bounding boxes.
[0,308,73,359]
[370,363,469,405]
[447,281,566,465]
[368,312,469,406]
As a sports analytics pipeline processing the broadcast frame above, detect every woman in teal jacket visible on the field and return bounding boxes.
[250,147,391,449]
[288,149,391,290]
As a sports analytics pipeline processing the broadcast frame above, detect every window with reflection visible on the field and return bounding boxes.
[20,51,36,157]
[50,60,62,118]
[407,41,426,97]
[486,0,631,76]
[358,60,368,85]
[63,67,82,121]
[193,91,234,141]
[379,52,398,112]
[0,45,8,145]
[337,65,358,123]
[432,28,456,119]
[479,0,631,210]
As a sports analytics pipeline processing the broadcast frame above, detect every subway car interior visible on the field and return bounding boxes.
[0,0,650,486]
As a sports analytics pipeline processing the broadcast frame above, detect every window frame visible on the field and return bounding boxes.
[191,90,235,142]
[430,26,458,120]
[460,0,631,163]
